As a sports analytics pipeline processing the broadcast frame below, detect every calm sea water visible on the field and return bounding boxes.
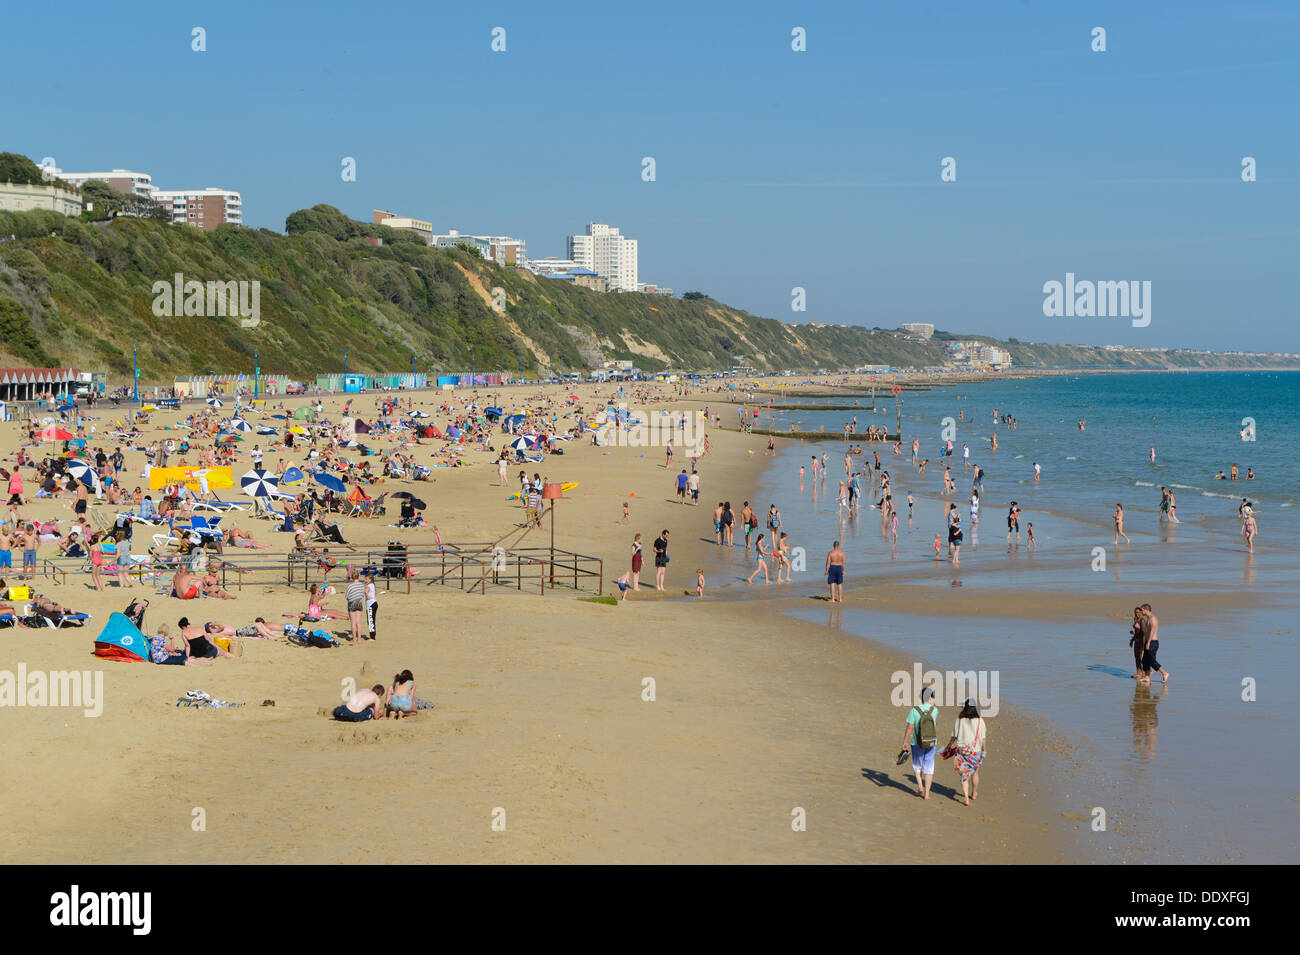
[725,371,1298,863]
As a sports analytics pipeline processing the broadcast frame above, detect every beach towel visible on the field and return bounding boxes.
[176,689,246,709]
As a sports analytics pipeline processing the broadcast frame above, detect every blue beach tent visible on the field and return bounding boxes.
[93,612,151,663]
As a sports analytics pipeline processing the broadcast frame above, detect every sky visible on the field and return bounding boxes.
[8,0,1299,352]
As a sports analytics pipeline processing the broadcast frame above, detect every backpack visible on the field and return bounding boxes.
[915,704,938,749]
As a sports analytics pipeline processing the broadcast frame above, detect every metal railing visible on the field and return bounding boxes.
[37,542,604,597]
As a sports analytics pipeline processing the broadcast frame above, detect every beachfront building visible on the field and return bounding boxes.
[568,223,638,292]
[373,209,434,244]
[431,229,526,265]
[901,322,934,339]
[637,283,673,295]
[0,181,83,216]
[524,257,581,275]
[54,168,156,199]
[0,366,89,401]
[153,188,243,230]
[946,341,1013,369]
[433,230,491,258]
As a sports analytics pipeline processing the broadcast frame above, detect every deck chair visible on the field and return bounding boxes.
[188,515,224,545]
[362,491,387,517]
[199,491,246,512]
[253,497,286,522]
[23,601,91,628]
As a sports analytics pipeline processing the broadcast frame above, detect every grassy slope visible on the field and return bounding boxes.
[0,214,1292,380]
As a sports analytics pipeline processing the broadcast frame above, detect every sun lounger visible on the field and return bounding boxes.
[22,602,91,628]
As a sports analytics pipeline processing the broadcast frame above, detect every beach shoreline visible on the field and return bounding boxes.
[0,377,1094,863]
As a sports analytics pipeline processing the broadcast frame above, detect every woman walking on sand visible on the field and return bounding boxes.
[1113,503,1131,545]
[631,533,643,590]
[945,699,986,807]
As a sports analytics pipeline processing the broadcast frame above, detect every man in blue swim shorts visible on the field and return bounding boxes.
[825,540,846,602]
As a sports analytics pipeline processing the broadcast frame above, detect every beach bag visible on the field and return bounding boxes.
[916,704,938,749]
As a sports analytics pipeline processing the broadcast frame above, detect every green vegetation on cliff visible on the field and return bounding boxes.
[0,196,1292,382]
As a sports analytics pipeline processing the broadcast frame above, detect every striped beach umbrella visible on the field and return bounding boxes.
[65,459,102,490]
[207,398,223,408]
[240,468,279,498]
[228,417,253,433]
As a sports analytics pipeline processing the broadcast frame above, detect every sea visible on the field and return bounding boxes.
[714,370,1299,863]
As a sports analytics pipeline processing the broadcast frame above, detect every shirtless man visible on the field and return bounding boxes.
[825,540,846,603]
[1139,604,1169,685]
[18,524,37,579]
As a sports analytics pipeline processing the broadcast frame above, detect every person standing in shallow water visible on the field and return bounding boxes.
[1139,604,1170,685]
[1128,606,1146,682]
[1113,503,1131,546]
[825,540,845,602]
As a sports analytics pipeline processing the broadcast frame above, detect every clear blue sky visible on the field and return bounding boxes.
[9,0,1299,351]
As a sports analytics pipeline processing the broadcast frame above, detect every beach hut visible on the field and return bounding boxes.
[93,613,151,663]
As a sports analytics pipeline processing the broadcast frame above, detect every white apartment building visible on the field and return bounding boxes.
[152,187,243,230]
[901,323,934,339]
[567,222,638,292]
[53,168,156,199]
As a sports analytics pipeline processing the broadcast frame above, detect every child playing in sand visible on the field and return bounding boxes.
[622,501,630,524]
[614,571,632,601]
[695,569,704,598]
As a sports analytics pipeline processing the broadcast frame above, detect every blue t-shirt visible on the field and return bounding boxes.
[677,473,688,489]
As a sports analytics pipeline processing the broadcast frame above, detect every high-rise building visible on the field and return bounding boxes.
[152,188,243,230]
[567,223,637,292]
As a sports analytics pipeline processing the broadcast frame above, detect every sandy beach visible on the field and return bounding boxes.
[0,377,1078,863]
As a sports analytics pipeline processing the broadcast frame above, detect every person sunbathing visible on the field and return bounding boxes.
[149,623,209,666]
[171,566,200,600]
[314,518,347,544]
[177,617,237,659]
[238,617,280,640]
[58,531,86,558]
[30,595,84,624]
[224,525,270,549]
[200,570,236,600]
